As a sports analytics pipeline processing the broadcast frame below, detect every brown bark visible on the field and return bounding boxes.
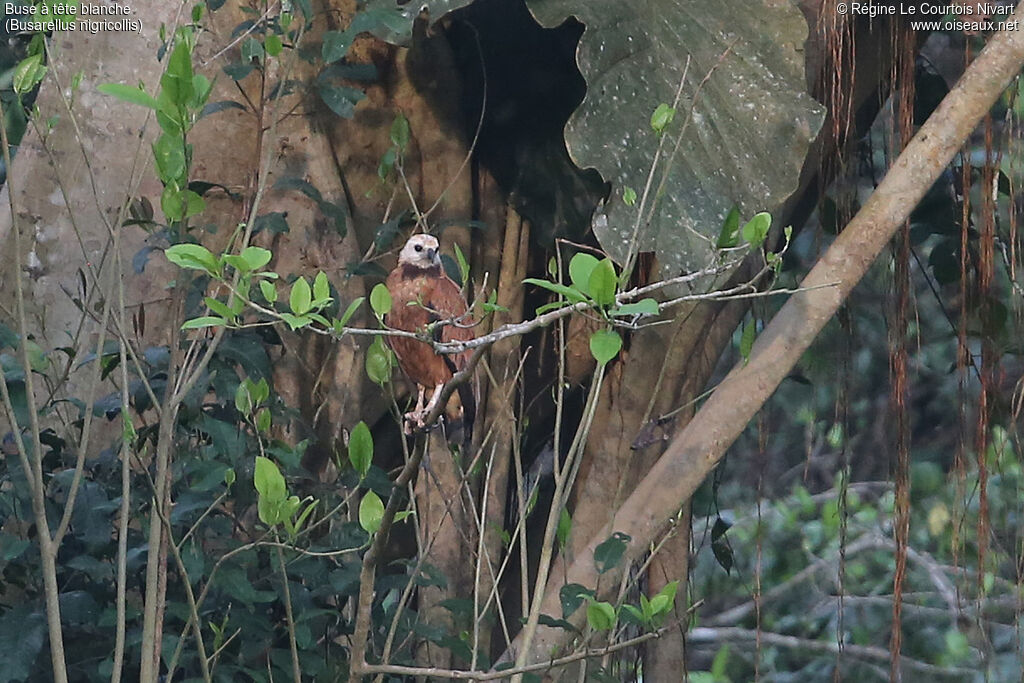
[643,506,691,681]
[476,208,530,657]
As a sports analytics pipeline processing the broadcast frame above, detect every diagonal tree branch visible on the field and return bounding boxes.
[499,11,1024,669]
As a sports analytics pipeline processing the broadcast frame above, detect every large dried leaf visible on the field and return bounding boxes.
[524,0,824,274]
[368,0,824,275]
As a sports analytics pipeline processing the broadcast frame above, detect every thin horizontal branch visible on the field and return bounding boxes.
[360,620,676,680]
[209,257,746,353]
[706,533,880,626]
[687,626,974,678]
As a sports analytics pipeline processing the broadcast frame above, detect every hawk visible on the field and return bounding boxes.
[384,234,476,436]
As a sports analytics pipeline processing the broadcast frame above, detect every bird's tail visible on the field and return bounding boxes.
[456,379,476,455]
[441,354,476,457]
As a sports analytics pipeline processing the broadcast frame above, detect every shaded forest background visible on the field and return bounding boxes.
[0,0,1023,681]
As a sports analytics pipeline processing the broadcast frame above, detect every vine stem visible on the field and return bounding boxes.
[276,540,302,683]
[0,88,70,683]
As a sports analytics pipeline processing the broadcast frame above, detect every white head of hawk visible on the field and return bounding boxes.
[397,234,442,270]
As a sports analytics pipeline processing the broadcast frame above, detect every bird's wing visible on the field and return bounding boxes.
[424,273,474,369]
[385,269,441,386]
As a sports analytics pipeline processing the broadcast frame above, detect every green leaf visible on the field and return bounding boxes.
[319,83,365,118]
[204,297,236,321]
[586,601,616,631]
[313,271,331,304]
[556,508,572,549]
[155,92,184,136]
[741,212,772,248]
[716,206,741,249]
[322,30,354,63]
[183,190,205,219]
[593,531,630,574]
[587,258,617,306]
[265,33,283,57]
[256,408,271,433]
[13,54,46,95]
[650,103,675,133]
[97,83,158,109]
[589,329,622,366]
[370,283,392,316]
[365,337,393,385]
[378,147,396,180]
[482,290,509,314]
[162,41,195,105]
[254,456,287,502]
[522,278,586,304]
[222,62,254,81]
[290,277,312,315]
[651,580,679,616]
[609,299,659,317]
[258,496,281,528]
[259,280,277,304]
[338,297,364,327]
[739,318,756,363]
[559,583,595,619]
[0,605,47,682]
[190,73,212,109]
[293,498,318,537]
[161,186,185,223]
[453,242,470,288]
[568,253,600,293]
[348,421,373,477]
[535,300,570,315]
[181,316,227,330]
[254,457,288,526]
[252,377,269,403]
[623,186,637,206]
[234,381,254,416]
[359,490,384,534]
[390,112,410,150]
[241,246,273,270]
[241,36,264,64]
[23,340,48,373]
[279,312,311,330]
[165,243,219,275]
[620,604,645,627]
[711,645,731,680]
[224,468,236,486]
[152,134,186,185]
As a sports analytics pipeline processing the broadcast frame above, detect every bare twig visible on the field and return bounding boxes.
[361,619,686,681]
[687,626,974,678]
[0,87,70,683]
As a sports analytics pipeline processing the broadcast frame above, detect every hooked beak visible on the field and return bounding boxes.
[427,247,439,264]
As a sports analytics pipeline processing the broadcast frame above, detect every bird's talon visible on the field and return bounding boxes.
[403,409,439,434]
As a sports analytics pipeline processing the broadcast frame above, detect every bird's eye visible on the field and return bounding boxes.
[414,244,423,252]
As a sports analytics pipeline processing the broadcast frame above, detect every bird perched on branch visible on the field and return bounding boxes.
[384,234,476,440]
